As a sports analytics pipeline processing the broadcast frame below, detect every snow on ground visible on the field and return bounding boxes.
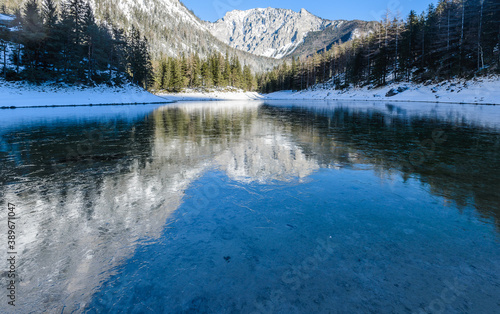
[2,76,499,108]
[265,76,500,105]
[159,77,500,105]
[0,13,15,22]
[1,42,22,69]
[158,87,265,101]
[0,80,170,108]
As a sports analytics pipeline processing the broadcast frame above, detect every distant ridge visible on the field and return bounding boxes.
[206,7,377,59]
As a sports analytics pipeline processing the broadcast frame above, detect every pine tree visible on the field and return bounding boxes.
[67,0,86,68]
[211,53,222,86]
[242,64,254,91]
[138,35,153,88]
[477,0,485,70]
[41,0,59,71]
[42,0,58,27]
[180,53,188,87]
[223,50,230,86]
[109,26,127,83]
[128,27,152,88]
[191,53,201,87]
[0,24,9,78]
[21,0,46,81]
[290,57,298,90]
[400,10,419,80]
[169,56,183,92]
[83,1,97,83]
[56,0,86,81]
[157,58,169,89]
[482,0,500,69]
[231,55,242,88]
[201,58,212,87]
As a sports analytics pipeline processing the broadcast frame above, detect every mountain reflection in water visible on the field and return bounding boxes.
[0,101,498,312]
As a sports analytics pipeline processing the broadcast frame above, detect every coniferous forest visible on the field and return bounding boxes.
[258,0,500,93]
[1,0,499,93]
[0,0,256,91]
[0,0,153,88]
[155,52,256,92]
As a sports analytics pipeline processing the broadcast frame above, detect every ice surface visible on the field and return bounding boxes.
[1,101,499,313]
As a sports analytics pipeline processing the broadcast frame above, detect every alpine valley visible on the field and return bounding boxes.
[1,0,499,101]
[1,0,500,313]
[3,0,375,67]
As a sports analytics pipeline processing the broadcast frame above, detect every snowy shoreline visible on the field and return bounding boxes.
[0,81,170,108]
[148,77,500,105]
[264,76,500,105]
[2,77,499,108]
[157,88,265,102]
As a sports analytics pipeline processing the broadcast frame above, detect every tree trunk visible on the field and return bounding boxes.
[478,0,484,70]
[16,43,20,74]
[395,21,399,80]
[459,0,465,73]
[2,41,6,78]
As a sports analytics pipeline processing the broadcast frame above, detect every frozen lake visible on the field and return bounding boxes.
[0,101,499,313]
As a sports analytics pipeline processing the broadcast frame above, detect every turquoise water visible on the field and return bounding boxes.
[0,101,498,313]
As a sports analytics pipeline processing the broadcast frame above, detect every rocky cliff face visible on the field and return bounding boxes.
[206,8,334,59]
[3,1,374,69]
[2,0,280,72]
[206,8,376,59]
[91,0,280,71]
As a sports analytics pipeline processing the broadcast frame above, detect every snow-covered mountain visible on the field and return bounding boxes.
[2,0,280,72]
[206,8,376,59]
[206,8,332,59]
[95,0,207,56]
[289,19,379,59]
[3,1,374,69]
[91,0,280,71]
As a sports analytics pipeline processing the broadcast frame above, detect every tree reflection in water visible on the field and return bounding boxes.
[0,101,498,312]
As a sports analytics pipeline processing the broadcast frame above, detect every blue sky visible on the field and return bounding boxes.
[181,0,437,22]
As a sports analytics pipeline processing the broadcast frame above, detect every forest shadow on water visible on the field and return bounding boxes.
[0,101,499,313]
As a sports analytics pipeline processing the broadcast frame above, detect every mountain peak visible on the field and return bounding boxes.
[207,7,331,59]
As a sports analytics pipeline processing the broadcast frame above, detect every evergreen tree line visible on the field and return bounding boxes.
[0,0,153,87]
[155,51,256,92]
[258,0,500,93]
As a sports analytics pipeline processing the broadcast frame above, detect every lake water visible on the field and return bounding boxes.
[0,101,499,313]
